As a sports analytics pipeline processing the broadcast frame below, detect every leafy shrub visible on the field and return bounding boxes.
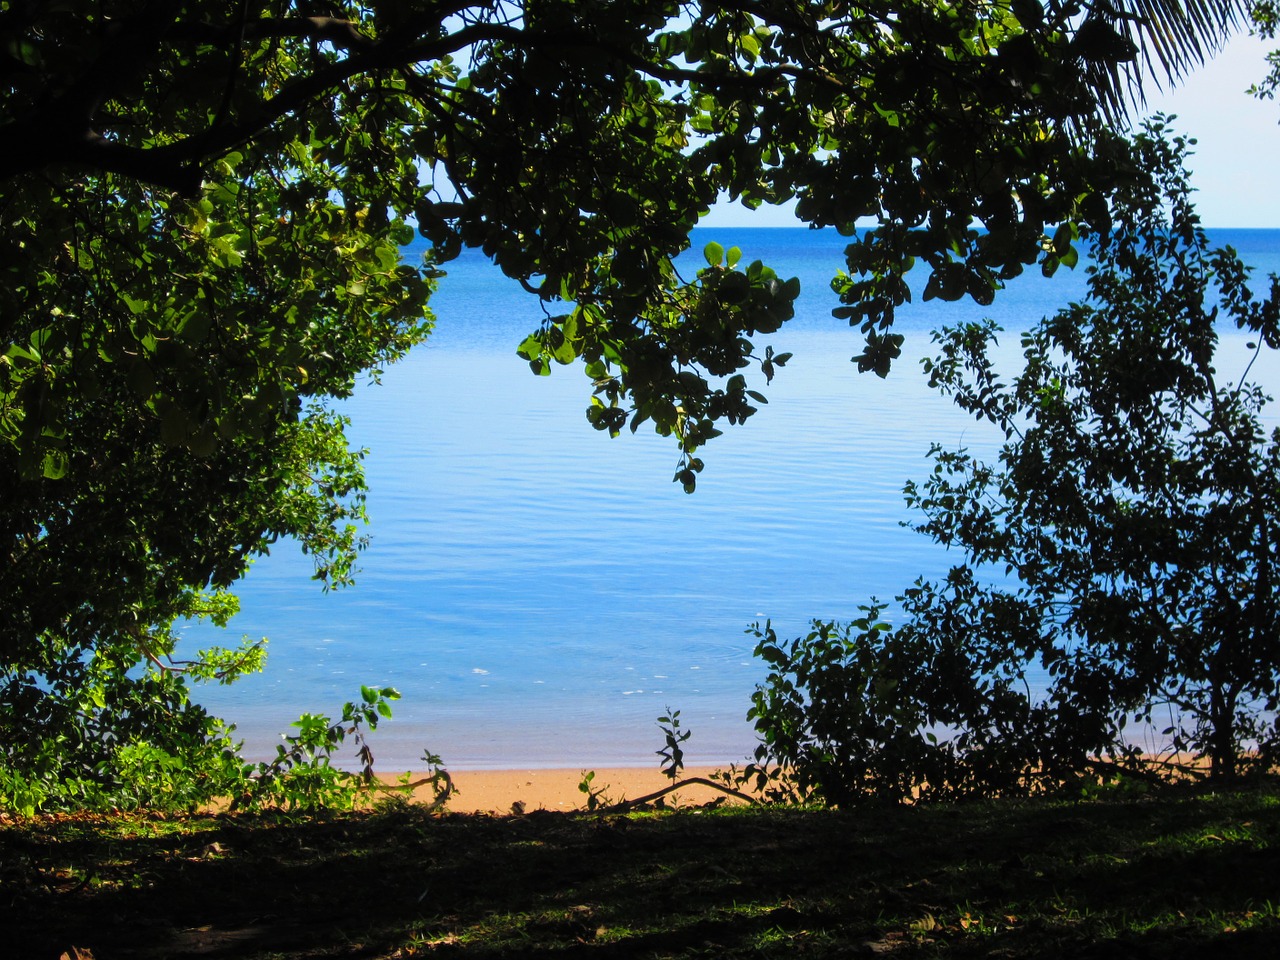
[746,599,1100,806]
[747,614,950,806]
[0,669,431,815]
[237,685,402,812]
[0,568,444,815]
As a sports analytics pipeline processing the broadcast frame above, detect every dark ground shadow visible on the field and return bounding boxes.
[4,784,1279,959]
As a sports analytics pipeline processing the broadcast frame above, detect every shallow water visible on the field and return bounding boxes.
[188,228,1280,770]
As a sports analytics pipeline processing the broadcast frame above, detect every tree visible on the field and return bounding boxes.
[748,123,1280,803]
[0,2,1244,806]
[918,124,1280,782]
[2,4,437,806]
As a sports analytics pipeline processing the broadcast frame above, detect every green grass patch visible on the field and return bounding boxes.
[4,782,1279,958]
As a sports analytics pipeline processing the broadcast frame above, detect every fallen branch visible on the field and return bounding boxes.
[591,777,757,814]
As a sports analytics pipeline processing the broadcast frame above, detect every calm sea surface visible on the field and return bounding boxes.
[189,228,1280,770]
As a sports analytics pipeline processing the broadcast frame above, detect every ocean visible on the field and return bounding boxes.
[187,227,1280,771]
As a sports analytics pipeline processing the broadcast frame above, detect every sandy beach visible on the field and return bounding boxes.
[395,766,746,814]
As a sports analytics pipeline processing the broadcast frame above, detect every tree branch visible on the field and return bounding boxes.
[0,10,804,193]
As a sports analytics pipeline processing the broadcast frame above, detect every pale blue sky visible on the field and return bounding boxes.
[705,32,1280,230]
[1145,32,1280,227]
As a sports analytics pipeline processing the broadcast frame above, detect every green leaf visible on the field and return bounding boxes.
[41,450,68,480]
[5,344,39,363]
[551,336,577,365]
[122,294,150,315]
[703,241,725,267]
[516,333,543,361]
[177,309,213,345]
[873,103,900,127]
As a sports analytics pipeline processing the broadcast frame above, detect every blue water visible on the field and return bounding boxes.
[188,228,1280,770]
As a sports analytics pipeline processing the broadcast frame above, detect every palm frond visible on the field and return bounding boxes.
[1066,0,1253,122]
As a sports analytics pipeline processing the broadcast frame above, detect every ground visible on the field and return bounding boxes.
[4,781,1279,959]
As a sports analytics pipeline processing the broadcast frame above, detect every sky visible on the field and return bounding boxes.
[704,32,1280,230]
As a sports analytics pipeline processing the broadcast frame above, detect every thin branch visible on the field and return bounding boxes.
[359,769,455,812]
[0,9,812,193]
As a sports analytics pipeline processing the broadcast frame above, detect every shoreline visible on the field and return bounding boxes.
[389,766,746,814]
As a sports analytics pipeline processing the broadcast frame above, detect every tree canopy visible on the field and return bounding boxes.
[3,1,1255,488]
[3,1,1176,484]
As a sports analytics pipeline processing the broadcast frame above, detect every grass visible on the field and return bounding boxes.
[3,781,1279,959]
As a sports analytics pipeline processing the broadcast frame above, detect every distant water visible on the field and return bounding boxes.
[188,228,1280,770]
